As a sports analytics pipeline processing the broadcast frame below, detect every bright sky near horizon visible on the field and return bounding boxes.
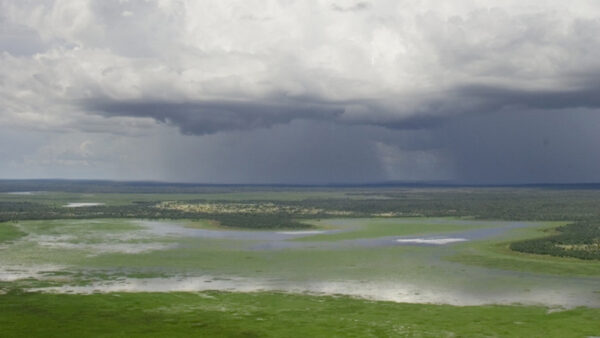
[2,0,600,183]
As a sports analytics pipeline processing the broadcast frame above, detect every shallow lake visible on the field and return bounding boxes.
[1,218,599,308]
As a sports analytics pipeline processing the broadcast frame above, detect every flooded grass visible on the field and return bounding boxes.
[1,218,599,308]
[0,222,26,243]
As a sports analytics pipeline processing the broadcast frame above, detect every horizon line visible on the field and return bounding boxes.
[2,178,600,188]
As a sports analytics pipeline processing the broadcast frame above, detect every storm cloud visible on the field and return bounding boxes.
[1,0,600,183]
[83,98,344,135]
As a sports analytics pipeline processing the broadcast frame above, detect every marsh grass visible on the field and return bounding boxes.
[1,291,599,337]
[0,222,25,243]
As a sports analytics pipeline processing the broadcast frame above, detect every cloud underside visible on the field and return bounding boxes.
[83,99,343,135]
[82,81,600,135]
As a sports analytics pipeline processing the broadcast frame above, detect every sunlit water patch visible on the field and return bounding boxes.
[64,202,105,207]
[0,264,67,282]
[17,224,178,256]
[396,238,468,245]
[29,274,599,308]
[277,230,327,235]
[36,240,177,256]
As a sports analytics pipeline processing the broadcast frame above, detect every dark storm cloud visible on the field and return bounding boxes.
[83,95,470,135]
[84,99,344,135]
[375,115,448,130]
[361,77,600,132]
[82,75,600,137]
[455,81,600,112]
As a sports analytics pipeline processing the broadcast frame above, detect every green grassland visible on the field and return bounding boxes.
[1,291,599,338]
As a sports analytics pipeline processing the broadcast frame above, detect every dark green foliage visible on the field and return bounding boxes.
[288,189,600,221]
[212,214,309,229]
[0,201,309,229]
[510,222,600,260]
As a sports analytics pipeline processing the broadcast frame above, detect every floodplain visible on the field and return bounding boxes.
[1,182,599,336]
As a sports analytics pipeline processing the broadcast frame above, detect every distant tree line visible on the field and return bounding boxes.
[281,190,600,221]
[0,202,310,229]
[509,222,600,260]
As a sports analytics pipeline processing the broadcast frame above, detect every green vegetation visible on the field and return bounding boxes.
[0,222,25,243]
[297,217,493,241]
[1,291,598,338]
[212,214,309,229]
[450,240,600,277]
[4,185,600,225]
[289,188,600,221]
[0,200,312,229]
[511,221,600,260]
[5,218,598,292]
[448,222,600,276]
[4,187,600,236]
[1,182,600,336]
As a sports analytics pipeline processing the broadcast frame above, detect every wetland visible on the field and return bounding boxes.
[1,182,600,336]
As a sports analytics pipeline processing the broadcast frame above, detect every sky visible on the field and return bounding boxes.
[1,0,600,184]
